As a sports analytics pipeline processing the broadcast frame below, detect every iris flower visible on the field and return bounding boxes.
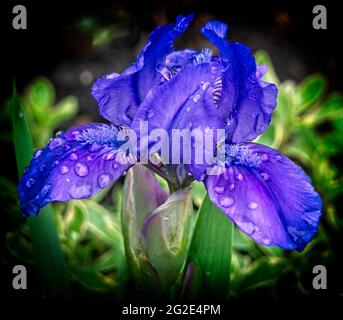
[18,14,322,250]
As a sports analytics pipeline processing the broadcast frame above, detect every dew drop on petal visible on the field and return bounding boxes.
[261,153,269,161]
[219,196,234,208]
[67,130,80,141]
[26,178,35,188]
[214,186,225,194]
[40,164,47,172]
[69,153,78,161]
[229,183,235,191]
[186,107,191,112]
[88,143,101,152]
[103,150,116,160]
[33,149,43,159]
[275,154,282,162]
[41,184,51,197]
[69,184,92,199]
[260,172,269,181]
[98,174,112,188]
[28,204,39,215]
[248,201,258,210]
[147,109,155,119]
[201,81,210,90]
[74,163,89,177]
[86,156,93,162]
[49,137,65,150]
[262,237,271,245]
[236,173,243,181]
[59,165,69,174]
[193,94,201,103]
[113,162,118,170]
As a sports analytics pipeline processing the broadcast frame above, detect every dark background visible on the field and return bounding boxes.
[0,0,342,303]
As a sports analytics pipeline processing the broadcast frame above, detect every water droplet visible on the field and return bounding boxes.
[33,149,43,159]
[66,178,71,182]
[219,196,234,208]
[211,66,217,73]
[67,130,80,141]
[193,94,201,103]
[186,107,191,112]
[59,165,69,174]
[214,186,225,194]
[74,163,88,177]
[49,137,65,150]
[275,154,282,162]
[98,174,112,188]
[53,160,60,167]
[55,131,63,137]
[201,81,210,90]
[88,143,101,152]
[69,184,92,199]
[40,164,47,172]
[113,162,118,170]
[147,109,155,119]
[69,153,78,161]
[236,173,243,181]
[248,201,258,210]
[41,184,51,197]
[26,178,35,188]
[103,150,116,160]
[86,156,93,162]
[262,238,271,245]
[27,204,38,215]
[260,172,269,181]
[261,153,269,161]
[229,183,235,191]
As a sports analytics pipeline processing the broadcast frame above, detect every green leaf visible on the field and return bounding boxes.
[303,93,343,126]
[191,181,206,208]
[186,195,234,299]
[46,95,79,128]
[231,256,289,293]
[10,86,70,298]
[298,74,327,112]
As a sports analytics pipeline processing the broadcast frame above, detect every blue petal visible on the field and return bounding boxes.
[18,123,133,217]
[204,143,322,250]
[201,21,278,143]
[91,14,194,126]
[130,62,225,175]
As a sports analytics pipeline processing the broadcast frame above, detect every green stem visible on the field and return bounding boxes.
[10,86,70,298]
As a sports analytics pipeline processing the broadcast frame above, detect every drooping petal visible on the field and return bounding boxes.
[204,143,322,250]
[130,61,225,176]
[201,21,278,143]
[18,123,133,217]
[91,14,194,126]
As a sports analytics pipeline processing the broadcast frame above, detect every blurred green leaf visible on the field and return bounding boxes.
[46,96,79,128]
[231,256,289,293]
[10,86,70,298]
[298,74,327,113]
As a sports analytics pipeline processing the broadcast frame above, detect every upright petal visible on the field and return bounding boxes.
[91,14,194,126]
[18,123,133,217]
[204,143,322,250]
[130,61,225,175]
[201,21,278,143]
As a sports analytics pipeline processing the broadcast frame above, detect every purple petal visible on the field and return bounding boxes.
[91,14,194,126]
[18,123,133,217]
[204,143,322,250]
[201,21,278,143]
[131,61,225,167]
